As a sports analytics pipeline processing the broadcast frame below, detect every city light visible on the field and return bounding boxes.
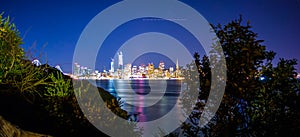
[71,51,183,80]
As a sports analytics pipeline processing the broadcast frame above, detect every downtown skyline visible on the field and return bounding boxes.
[1,0,300,72]
[72,50,182,79]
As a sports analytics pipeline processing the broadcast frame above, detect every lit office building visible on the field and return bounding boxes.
[118,51,123,69]
[110,59,114,73]
[124,64,132,79]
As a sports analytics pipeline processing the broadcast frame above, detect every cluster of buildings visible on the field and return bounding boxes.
[32,57,300,81]
[72,51,182,79]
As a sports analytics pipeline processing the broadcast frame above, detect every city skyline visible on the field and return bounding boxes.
[72,51,183,79]
[1,0,300,72]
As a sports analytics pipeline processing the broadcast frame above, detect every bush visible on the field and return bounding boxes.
[0,14,50,104]
[0,13,143,136]
[44,72,72,97]
[0,13,24,83]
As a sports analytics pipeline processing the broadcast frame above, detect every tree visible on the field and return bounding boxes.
[249,58,300,136]
[180,16,300,136]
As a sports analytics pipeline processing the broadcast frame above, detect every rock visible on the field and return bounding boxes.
[0,116,52,137]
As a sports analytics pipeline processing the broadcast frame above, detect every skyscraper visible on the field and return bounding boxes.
[110,58,114,72]
[175,59,181,78]
[176,59,179,71]
[118,51,123,69]
[159,61,165,70]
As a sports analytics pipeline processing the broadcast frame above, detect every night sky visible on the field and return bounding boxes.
[1,0,300,73]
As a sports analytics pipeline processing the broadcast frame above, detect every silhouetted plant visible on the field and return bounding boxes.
[0,14,142,136]
[179,16,300,137]
[72,80,143,137]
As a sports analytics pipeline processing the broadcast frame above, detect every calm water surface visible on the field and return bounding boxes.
[96,79,184,122]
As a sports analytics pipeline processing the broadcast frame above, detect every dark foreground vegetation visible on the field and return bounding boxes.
[1,13,300,137]
[0,14,141,137]
[179,16,300,136]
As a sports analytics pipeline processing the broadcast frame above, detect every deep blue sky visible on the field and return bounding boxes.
[1,0,300,73]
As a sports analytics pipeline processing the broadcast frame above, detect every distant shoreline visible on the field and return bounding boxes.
[67,76,182,80]
[72,77,184,80]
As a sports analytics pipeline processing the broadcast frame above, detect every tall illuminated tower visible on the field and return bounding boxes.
[176,59,180,78]
[118,51,123,69]
[110,58,114,72]
[176,59,179,71]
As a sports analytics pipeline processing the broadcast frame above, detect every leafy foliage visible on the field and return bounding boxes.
[179,16,300,136]
[0,14,142,136]
[0,14,24,83]
[0,14,49,101]
[45,72,72,97]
